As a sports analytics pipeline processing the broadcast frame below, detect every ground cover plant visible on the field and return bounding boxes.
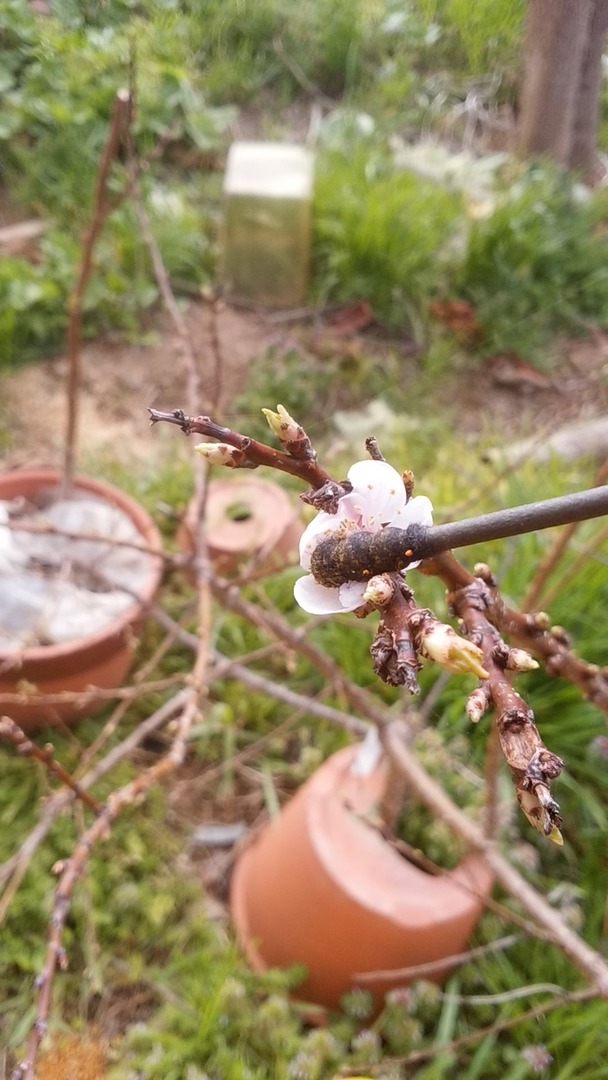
[3,0,608,365]
[2,398,608,1079]
[1,2,608,1078]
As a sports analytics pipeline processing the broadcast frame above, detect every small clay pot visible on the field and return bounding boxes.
[230,745,493,1012]
[178,476,301,577]
[0,469,163,728]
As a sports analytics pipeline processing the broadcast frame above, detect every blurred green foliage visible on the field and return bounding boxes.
[2,7,608,1068]
[1,446,607,1076]
[2,0,608,365]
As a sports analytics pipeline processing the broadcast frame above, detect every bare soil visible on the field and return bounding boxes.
[2,300,608,473]
[1,301,283,470]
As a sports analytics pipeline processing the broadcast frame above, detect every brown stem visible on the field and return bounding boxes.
[521,459,608,611]
[537,521,608,611]
[0,718,100,813]
[451,574,564,841]
[0,692,188,924]
[520,520,580,613]
[63,89,132,493]
[9,696,199,1080]
[421,552,608,715]
[148,408,340,496]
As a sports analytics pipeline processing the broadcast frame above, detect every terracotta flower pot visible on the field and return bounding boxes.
[230,745,493,1012]
[0,469,163,728]
[177,475,301,578]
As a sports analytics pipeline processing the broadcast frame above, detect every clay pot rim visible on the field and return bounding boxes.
[0,468,163,663]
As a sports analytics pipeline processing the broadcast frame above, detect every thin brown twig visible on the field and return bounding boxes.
[203,292,228,415]
[73,617,187,778]
[521,458,608,611]
[9,696,201,1080]
[149,601,373,737]
[74,802,103,997]
[0,674,186,709]
[0,691,188,920]
[537,520,608,610]
[451,569,563,841]
[421,551,608,714]
[63,88,132,492]
[520,519,580,613]
[3,517,169,560]
[211,576,396,728]
[148,408,338,494]
[211,651,369,737]
[483,723,501,840]
[0,718,100,813]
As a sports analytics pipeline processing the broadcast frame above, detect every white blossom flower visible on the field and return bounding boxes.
[294,460,433,615]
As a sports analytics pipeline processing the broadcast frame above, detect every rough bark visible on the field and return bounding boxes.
[518,0,608,176]
[568,0,608,176]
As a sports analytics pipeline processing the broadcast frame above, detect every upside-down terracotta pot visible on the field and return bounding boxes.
[178,476,301,577]
[0,469,163,728]
[230,745,493,1012]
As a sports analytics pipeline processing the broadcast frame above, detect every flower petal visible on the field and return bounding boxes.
[338,581,368,611]
[390,494,433,529]
[293,574,344,614]
[298,512,341,570]
[347,460,407,527]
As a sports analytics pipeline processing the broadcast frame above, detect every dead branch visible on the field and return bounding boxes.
[0,691,188,921]
[356,932,522,983]
[64,89,132,492]
[9,694,199,1080]
[0,717,100,813]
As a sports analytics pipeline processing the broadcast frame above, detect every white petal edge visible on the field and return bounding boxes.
[298,512,340,570]
[390,494,434,529]
[347,459,407,525]
[338,581,368,611]
[293,574,344,614]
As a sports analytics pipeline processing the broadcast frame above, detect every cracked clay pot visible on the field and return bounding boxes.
[230,744,493,1012]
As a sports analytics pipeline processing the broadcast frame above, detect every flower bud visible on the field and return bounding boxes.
[518,788,564,846]
[262,403,297,438]
[194,442,247,467]
[506,648,539,672]
[362,573,394,607]
[420,624,488,679]
[466,687,489,723]
[533,611,550,629]
[262,404,313,459]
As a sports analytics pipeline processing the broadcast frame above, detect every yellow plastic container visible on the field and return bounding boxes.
[222,142,314,308]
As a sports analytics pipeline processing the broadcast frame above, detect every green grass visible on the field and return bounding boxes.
[456,169,608,359]
[2,444,608,1077]
[3,0,608,366]
[2,7,608,1070]
[313,143,463,330]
